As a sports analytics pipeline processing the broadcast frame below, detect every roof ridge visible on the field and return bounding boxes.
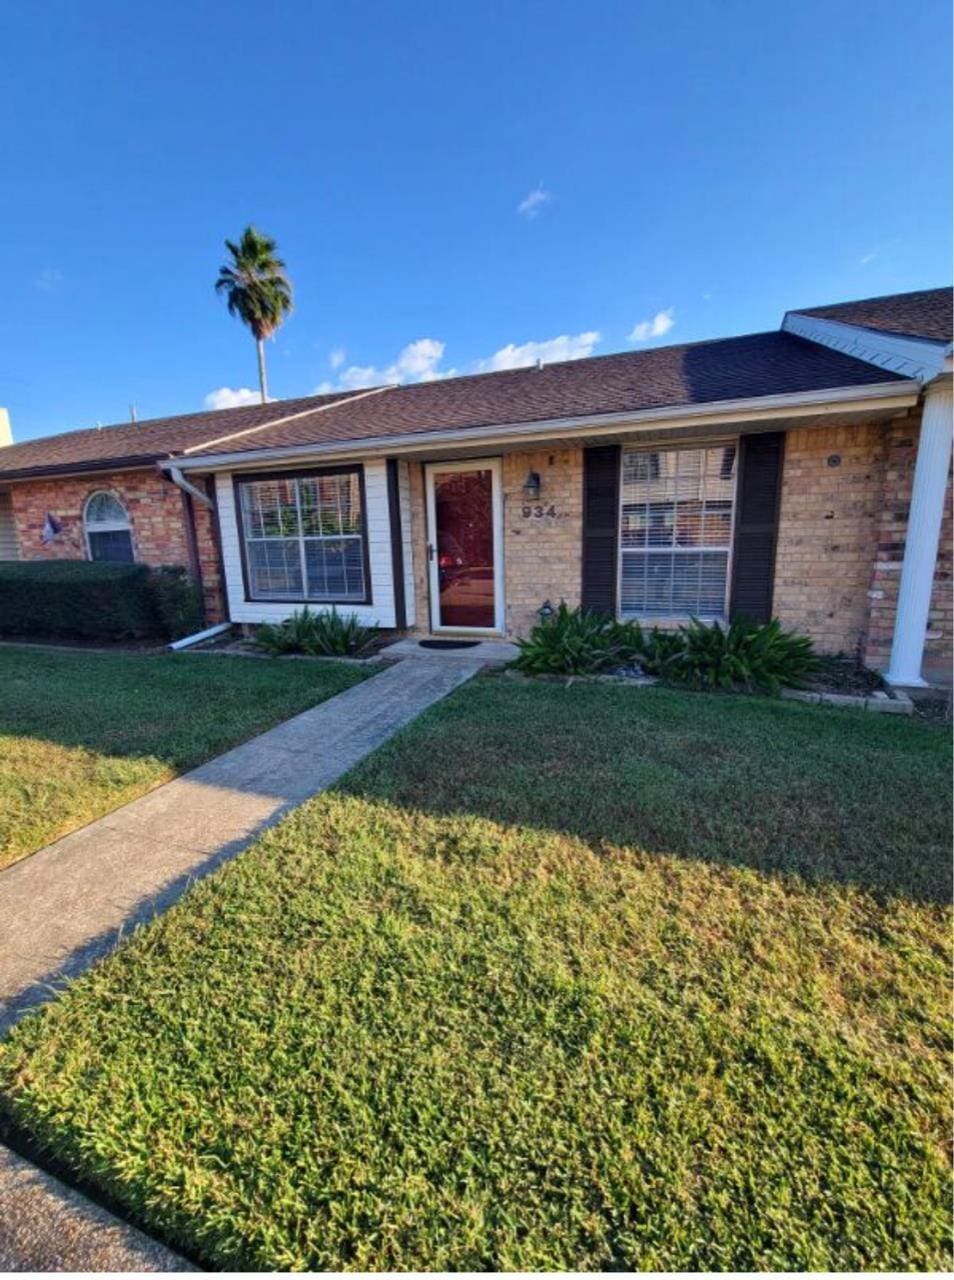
[789,284,952,316]
[179,384,395,457]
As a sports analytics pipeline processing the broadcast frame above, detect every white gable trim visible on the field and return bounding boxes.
[783,311,950,382]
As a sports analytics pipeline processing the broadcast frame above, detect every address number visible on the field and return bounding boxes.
[521,504,558,519]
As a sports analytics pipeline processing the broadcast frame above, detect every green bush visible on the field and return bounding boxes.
[514,603,635,675]
[257,606,377,658]
[514,604,818,694]
[0,560,160,640]
[666,616,819,694]
[149,565,203,640]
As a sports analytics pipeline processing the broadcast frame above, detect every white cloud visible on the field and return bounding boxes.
[312,328,601,396]
[517,185,552,219]
[329,346,346,369]
[316,338,451,394]
[628,308,675,342]
[203,386,265,410]
[34,267,63,292]
[474,330,600,372]
[859,251,877,266]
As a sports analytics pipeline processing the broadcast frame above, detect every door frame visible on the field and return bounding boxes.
[424,457,504,634]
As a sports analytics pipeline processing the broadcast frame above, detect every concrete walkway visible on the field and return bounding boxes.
[0,656,482,1034]
[0,1145,194,1272]
[0,654,486,1271]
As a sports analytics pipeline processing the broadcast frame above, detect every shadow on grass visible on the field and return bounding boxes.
[333,676,953,907]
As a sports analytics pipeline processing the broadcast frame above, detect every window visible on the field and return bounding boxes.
[237,468,368,602]
[84,491,134,563]
[620,444,736,619]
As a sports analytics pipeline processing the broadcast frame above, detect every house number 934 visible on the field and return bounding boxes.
[521,503,558,519]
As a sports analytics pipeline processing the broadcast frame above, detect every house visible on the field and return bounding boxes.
[0,286,950,685]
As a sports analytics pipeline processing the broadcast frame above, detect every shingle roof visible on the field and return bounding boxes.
[0,389,365,479]
[0,312,920,480]
[179,331,906,459]
[792,287,952,343]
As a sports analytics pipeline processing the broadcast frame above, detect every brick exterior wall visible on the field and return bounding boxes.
[7,468,225,623]
[774,412,953,672]
[774,422,887,657]
[502,448,583,635]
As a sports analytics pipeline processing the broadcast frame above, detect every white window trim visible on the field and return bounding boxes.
[616,438,739,624]
[83,491,134,562]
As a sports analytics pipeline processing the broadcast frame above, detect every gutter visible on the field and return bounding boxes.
[160,379,920,474]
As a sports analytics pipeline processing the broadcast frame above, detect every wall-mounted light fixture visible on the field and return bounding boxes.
[537,598,555,621]
[522,470,541,500]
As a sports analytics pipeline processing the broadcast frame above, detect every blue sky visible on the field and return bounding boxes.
[2,0,951,443]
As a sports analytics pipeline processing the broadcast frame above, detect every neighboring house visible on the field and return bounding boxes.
[0,287,950,685]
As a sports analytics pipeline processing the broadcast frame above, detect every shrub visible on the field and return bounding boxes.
[636,626,687,677]
[665,616,819,694]
[514,602,632,675]
[513,605,818,694]
[0,560,160,640]
[257,606,377,658]
[149,565,203,640]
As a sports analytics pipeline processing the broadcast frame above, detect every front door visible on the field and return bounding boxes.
[425,459,503,632]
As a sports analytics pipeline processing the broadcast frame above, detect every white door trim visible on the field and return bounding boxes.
[424,458,504,635]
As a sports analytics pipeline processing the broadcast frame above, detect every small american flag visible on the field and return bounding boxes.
[41,512,62,544]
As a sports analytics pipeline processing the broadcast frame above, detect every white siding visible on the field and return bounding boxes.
[398,459,416,627]
[215,460,398,628]
[0,490,18,560]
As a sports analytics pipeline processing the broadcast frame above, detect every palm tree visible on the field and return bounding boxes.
[215,226,293,402]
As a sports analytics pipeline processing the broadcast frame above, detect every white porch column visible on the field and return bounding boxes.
[885,374,953,686]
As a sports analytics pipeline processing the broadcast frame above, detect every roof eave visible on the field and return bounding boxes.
[783,312,949,381]
[0,454,165,483]
[161,379,920,474]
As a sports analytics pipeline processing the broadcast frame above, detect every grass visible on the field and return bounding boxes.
[0,645,371,868]
[0,678,950,1270]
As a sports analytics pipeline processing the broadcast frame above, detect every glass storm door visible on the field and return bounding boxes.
[425,460,502,632]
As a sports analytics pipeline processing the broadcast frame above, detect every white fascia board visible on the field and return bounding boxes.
[783,311,948,382]
[162,379,919,474]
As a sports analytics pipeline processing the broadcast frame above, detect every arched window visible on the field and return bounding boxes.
[84,491,134,563]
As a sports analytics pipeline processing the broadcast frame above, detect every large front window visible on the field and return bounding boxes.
[620,443,737,619]
[237,469,368,602]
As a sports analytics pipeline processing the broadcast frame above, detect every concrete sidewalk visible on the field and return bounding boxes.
[0,656,482,1034]
[0,654,486,1271]
[0,1145,194,1272]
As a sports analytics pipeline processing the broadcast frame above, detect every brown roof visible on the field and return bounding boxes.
[0,311,920,480]
[0,389,366,480]
[792,287,952,343]
[180,330,907,459]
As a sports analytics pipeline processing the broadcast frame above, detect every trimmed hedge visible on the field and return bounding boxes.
[0,561,200,641]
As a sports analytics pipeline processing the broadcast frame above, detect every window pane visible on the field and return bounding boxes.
[304,536,365,600]
[239,471,366,602]
[298,473,363,537]
[620,445,736,619]
[86,492,128,525]
[241,479,299,538]
[247,539,303,598]
[88,529,134,563]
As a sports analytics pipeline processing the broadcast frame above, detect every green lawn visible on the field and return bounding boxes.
[0,646,371,868]
[0,678,950,1270]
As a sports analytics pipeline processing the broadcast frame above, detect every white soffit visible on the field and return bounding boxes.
[783,311,949,382]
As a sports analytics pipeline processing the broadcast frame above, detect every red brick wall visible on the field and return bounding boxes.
[8,468,225,623]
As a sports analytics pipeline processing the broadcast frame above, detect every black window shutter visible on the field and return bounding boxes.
[581,444,621,615]
[729,431,785,623]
